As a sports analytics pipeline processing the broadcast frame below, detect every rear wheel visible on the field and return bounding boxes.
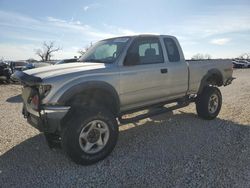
[62,106,118,165]
[196,86,222,120]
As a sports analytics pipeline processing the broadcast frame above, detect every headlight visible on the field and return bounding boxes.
[38,85,51,98]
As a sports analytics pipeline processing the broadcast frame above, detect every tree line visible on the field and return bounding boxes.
[35,41,92,62]
[33,41,249,62]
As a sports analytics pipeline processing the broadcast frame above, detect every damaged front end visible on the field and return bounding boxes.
[12,71,69,133]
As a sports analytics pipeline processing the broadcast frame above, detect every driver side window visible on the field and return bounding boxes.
[124,37,164,66]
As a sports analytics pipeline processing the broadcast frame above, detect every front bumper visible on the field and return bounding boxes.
[23,105,70,133]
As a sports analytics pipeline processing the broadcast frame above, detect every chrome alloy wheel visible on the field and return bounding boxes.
[79,120,110,154]
[208,94,219,114]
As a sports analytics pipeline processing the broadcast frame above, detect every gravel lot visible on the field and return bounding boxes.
[0,69,249,187]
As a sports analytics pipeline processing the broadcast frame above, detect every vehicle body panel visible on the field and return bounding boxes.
[13,34,234,133]
[187,59,233,94]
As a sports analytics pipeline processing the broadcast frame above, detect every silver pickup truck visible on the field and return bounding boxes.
[13,35,234,165]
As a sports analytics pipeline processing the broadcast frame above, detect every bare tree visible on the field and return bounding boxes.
[78,42,93,56]
[191,53,212,60]
[238,53,250,59]
[35,41,61,61]
[77,49,85,56]
[191,53,204,60]
[204,54,212,60]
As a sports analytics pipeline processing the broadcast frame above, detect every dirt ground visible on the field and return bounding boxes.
[0,69,249,187]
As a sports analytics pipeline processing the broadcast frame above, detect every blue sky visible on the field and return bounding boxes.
[0,0,250,60]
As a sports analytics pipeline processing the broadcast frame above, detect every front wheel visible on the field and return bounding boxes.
[62,107,118,165]
[196,86,222,120]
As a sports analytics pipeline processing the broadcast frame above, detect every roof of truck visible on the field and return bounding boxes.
[101,34,175,41]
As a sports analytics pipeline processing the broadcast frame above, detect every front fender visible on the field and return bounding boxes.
[57,81,120,112]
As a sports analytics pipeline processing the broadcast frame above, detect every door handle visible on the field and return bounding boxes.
[161,68,168,74]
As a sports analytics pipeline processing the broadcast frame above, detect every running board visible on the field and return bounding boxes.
[118,102,189,124]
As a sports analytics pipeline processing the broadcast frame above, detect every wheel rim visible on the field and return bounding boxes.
[208,94,219,114]
[79,120,110,154]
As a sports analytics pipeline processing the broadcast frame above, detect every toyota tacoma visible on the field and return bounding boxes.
[13,35,234,165]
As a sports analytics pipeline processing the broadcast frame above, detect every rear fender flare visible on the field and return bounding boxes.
[198,69,223,94]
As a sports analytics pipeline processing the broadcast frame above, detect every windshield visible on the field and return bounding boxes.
[79,37,130,63]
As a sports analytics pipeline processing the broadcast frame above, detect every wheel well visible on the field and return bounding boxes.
[198,70,223,94]
[206,73,223,86]
[64,88,119,116]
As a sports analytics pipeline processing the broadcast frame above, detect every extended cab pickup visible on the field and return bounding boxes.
[13,35,234,165]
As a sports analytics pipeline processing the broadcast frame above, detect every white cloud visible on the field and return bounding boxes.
[1,4,249,60]
[210,38,231,45]
[47,16,66,23]
[0,10,140,42]
[83,3,101,12]
[0,43,38,60]
[83,6,89,11]
[161,5,250,40]
[102,24,139,36]
[0,11,140,60]
[0,10,39,24]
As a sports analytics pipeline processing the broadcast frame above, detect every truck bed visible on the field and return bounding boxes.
[187,59,233,94]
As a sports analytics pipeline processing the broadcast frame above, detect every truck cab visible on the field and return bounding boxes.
[117,35,189,111]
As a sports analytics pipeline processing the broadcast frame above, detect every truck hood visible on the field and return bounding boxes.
[24,62,107,80]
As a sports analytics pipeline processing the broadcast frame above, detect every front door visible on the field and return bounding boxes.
[119,36,169,111]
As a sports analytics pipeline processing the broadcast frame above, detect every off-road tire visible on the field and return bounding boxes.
[61,106,118,165]
[196,86,222,120]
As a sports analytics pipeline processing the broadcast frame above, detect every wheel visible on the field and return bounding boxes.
[44,133,61,149]
[195,86,222,120]
[62,106,118,165]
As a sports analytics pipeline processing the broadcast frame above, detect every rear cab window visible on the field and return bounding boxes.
[163,38,180,62]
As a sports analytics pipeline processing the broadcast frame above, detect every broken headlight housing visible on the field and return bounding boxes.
[38,84,52,98]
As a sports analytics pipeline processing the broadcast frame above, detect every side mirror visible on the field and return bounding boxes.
[124,52,140,66]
